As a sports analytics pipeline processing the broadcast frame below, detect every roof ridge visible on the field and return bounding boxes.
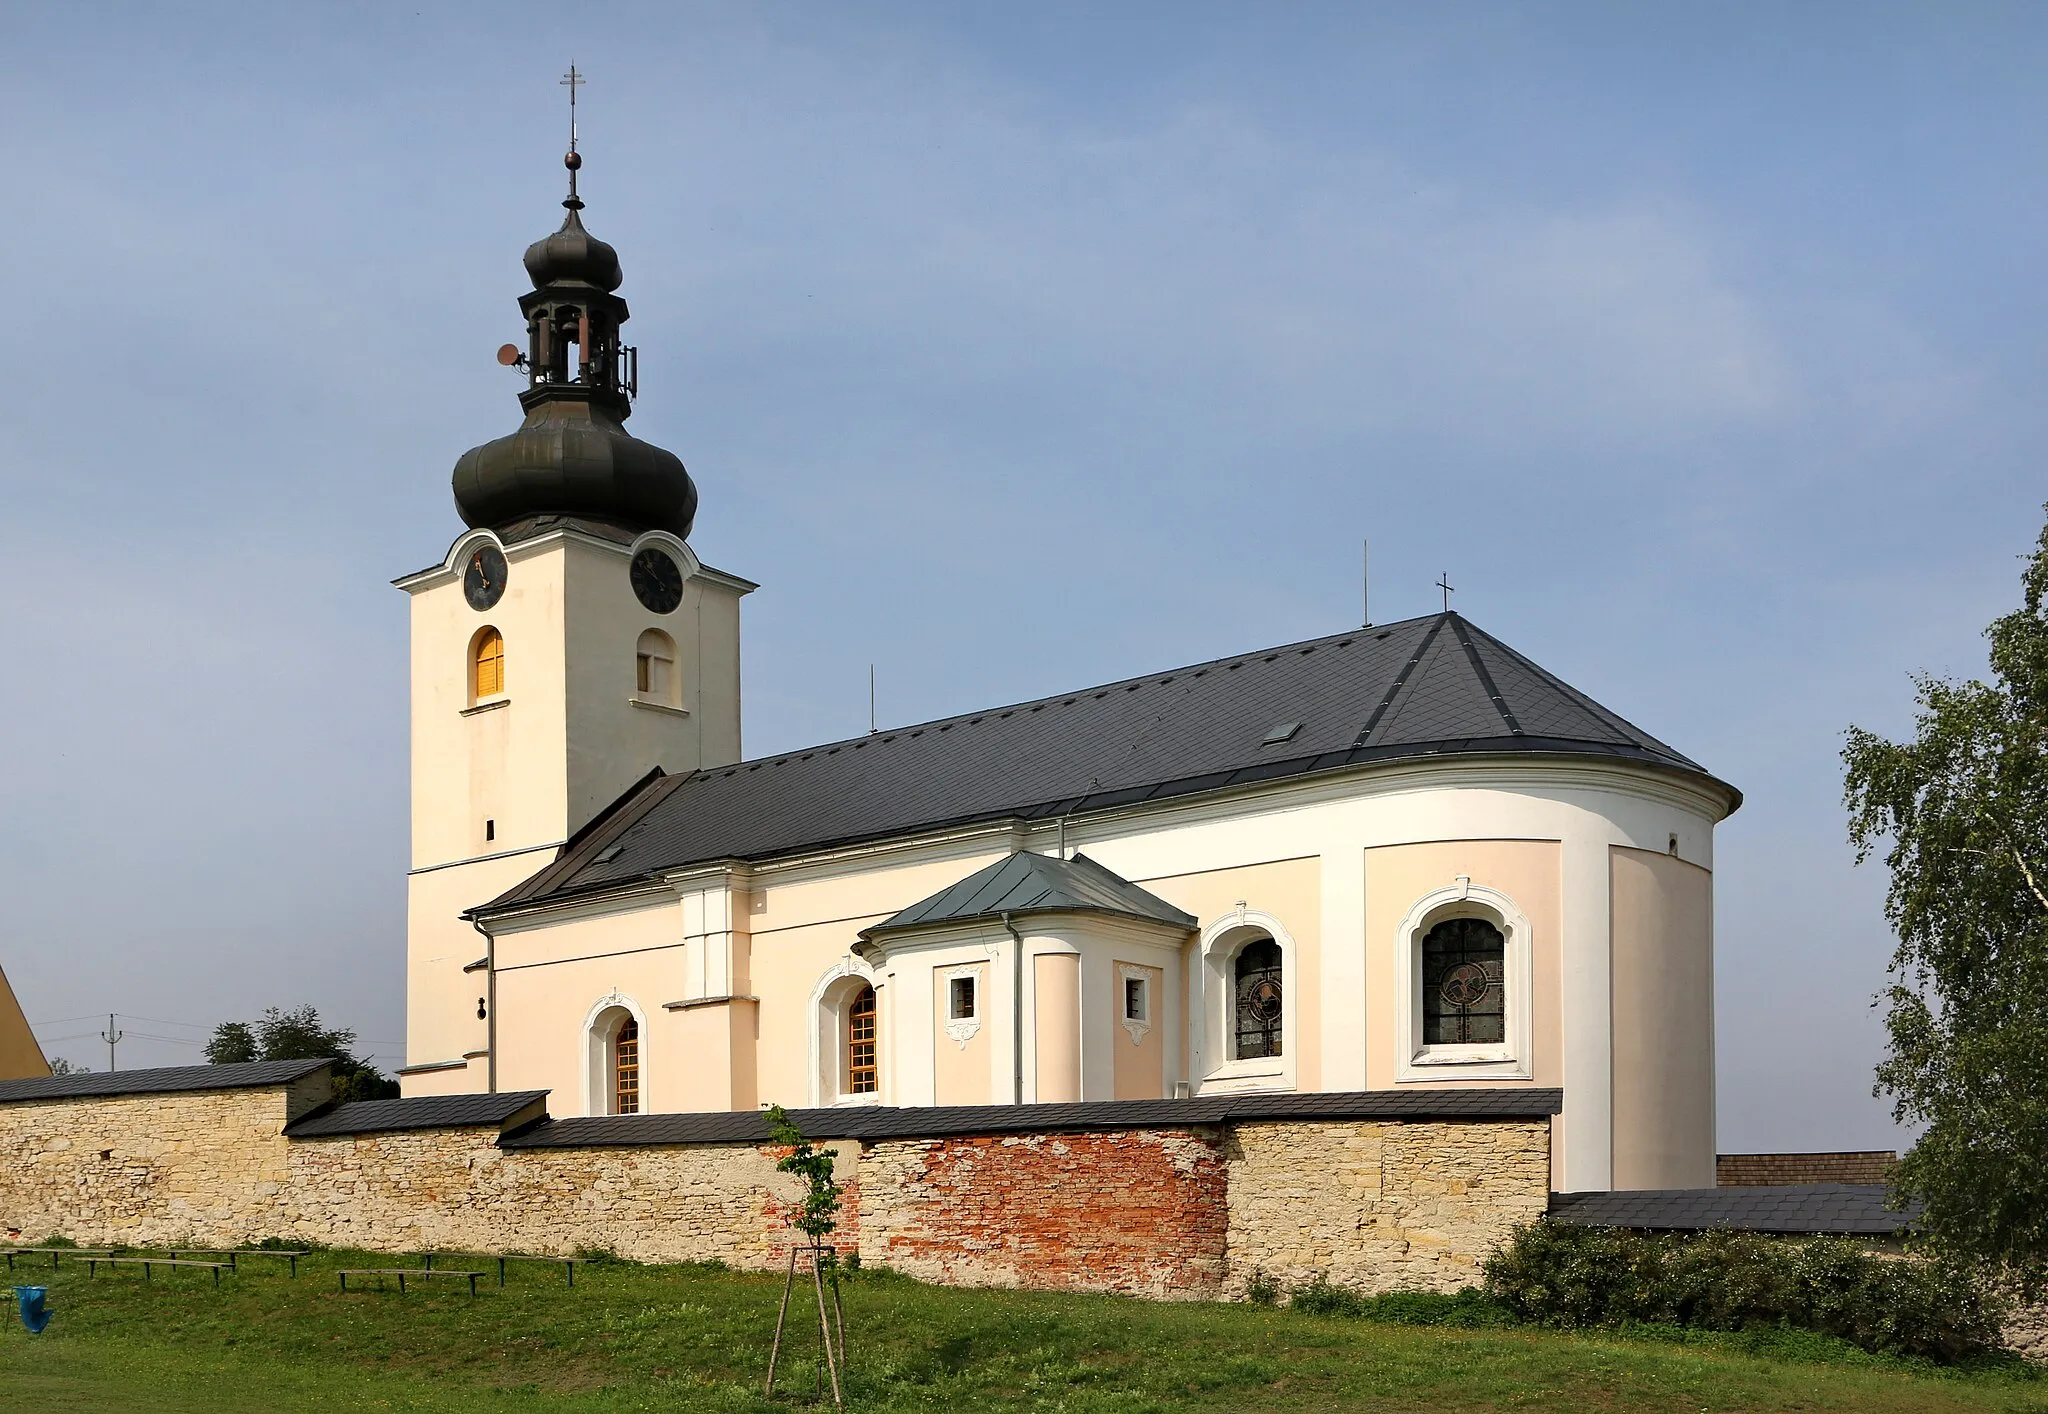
[1351,614,1448,748]
[1447,613,1524,737]
[712,615,1442,775]
[1455,616,1697,767]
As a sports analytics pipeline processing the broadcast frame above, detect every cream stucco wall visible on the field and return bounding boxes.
[1610,845,1716,1189]
[1362,838,1563,1093]
[450,751,1724,1188]
[1111,962,1165,1100]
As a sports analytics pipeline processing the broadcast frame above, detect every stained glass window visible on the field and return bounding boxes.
[1421,917,1505,1046]
[612,1015,640,1115]
[1233,937,1283,1059]
[847,985,878,1094]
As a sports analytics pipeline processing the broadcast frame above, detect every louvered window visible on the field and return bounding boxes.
[473,628,505,699]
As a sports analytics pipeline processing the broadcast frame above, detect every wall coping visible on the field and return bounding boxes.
[1549,1183,1917,1236]
[501,1088,1563,1150]
[285,1090,550,1138]
[0,1058,332,1105]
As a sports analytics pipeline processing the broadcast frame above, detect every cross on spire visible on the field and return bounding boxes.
[561,64,584,152]
[1437,571,1455,614]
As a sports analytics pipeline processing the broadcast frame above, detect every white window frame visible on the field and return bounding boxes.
[807,957,884,1106]
[581,990,649,1117]
[941,964,983,1048]
[1191,909,1297,1094]
[1117,963,1154,1046]
[1394,877,1533,1082]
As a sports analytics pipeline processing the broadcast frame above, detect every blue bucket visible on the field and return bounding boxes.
[14,1285,50,1334]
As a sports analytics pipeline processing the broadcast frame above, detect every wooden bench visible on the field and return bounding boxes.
[163,1248,309,1276]
[3,1247,114,1271]
[420,1252,591,1287]
[85,1256,231,1287]
[338,1268,484,1297]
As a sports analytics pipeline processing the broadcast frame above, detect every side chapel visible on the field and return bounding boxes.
[397,146,1740,1194]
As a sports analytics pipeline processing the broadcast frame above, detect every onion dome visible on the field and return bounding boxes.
[451,147,697,542]
[521,154,622,291]
[452,392,697,540]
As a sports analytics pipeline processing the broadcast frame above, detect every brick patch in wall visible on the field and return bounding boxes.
[859,1129,1230,1298]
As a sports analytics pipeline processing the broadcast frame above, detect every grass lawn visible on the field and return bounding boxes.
[0,1248,2040,1412]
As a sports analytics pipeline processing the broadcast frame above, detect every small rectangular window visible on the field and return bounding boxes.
[485,819,496,842]
[636,654,652,694]
[949,975,977,1020]
[1124,976,1148,1022]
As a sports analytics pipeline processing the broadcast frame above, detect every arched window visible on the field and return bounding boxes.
[612,1014,640,1114]
[846,985,878,1095]
[634,629,677,705]
[471,627,505,700]
[1421,917,1505,1046]
[1233,937,1283,1060]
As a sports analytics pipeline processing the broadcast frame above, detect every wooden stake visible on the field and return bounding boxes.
[764,1243,797,1397]
[810,1246,844,1408]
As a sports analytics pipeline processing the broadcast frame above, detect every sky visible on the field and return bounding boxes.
[1,2,2042,1152]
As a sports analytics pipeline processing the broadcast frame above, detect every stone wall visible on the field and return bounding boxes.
[0,1076,328,1248]
[1225,1119,1553,1295]
[0,1080,1553,1299]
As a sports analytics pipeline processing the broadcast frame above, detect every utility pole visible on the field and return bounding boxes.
[99,1014,123,1072]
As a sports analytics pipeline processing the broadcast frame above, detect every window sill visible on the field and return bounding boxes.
[1397,1049,1530,1083]
[630,697,690,717]
[461,697,509,717]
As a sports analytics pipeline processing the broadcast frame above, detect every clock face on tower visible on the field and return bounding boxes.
[463,545,508,611]
[631,547,684,614]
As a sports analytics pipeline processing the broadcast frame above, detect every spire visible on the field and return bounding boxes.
[561,63,585,212]
[449,70,698,543]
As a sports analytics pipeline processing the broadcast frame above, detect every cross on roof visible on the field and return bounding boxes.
[1437,572,1455,613]
[561,64,583,150]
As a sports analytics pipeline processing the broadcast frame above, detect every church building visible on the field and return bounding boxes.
[396,148,1739,1196]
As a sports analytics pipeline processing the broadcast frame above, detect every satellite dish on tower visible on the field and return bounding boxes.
[496,343,523,367]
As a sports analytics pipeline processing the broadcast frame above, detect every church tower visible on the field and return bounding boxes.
[395,130,753,1094]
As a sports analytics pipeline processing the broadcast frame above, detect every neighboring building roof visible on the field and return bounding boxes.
[1548,1183,1918,1236]
[860,852,1196,941]
[0,960,49,1082]
[285,1090,549,1138]
[482,612,1734,918]
[501,1087,1564,1148]
[0,1058,332,1105]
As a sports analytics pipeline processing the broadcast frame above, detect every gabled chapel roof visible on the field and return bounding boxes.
[860,852,1197,940]
[477,610,1737,919]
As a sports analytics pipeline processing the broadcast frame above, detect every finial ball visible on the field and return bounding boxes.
[565,150,583,171]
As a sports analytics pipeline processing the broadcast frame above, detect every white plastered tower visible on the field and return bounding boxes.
[395,139,752,1094]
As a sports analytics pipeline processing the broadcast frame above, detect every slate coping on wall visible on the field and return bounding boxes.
[1548,1183,1919,1236]
[500,1088,1566,1150]
[284,1090,551,1139]
[0,1058,333,1105]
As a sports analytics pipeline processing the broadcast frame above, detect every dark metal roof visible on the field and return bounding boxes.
[501,1088,1563,1149]
[861,852,1196,940]
[285,1090,550,1139]
[1548,1184,1918,1236]
[0,1058,332,1105]
[482,613,1733,917]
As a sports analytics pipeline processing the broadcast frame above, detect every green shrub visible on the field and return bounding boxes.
[1481,1221,2006,1361]
[1285,1278,1514,1326]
